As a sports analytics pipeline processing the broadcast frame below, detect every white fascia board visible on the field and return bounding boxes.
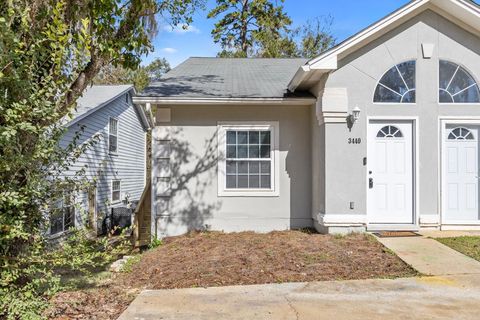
[308,0,480,71]
[132,96,316,106]
[287,65,311,92]
[307,0,429,69]
[309,55,338,70]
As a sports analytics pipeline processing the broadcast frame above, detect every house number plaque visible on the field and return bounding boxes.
[348,138,362,144]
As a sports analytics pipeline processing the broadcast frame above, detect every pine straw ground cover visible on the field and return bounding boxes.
[47,231,417,319]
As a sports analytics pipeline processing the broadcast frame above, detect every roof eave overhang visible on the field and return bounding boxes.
[288,0,480,92]
[132,96,316,106]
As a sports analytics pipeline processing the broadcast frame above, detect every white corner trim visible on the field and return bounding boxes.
[419,214,440,225]
[217,121,280,197]
[317,214,367,225]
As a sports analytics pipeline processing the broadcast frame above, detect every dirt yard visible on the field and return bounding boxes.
[47,231,417,319]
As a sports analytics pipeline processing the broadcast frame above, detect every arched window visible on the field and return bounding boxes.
[376,126,403,138]
[439,61,479,103]
[448,127,475,140]
[374,61,416,103]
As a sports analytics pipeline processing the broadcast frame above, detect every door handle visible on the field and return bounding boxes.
[369,178,374,189]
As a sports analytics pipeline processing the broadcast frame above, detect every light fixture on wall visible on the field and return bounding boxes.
[347,106,361,131]
[349,106,361,124]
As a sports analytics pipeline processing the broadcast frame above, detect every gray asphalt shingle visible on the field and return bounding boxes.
[139,58,309,99]
[72,85,132,120]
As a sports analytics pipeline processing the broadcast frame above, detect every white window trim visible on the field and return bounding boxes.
[108,117,119,155]
[217,121,280,197]
[111,179,122,204]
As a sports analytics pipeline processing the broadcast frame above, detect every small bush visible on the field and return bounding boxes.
[148,238,164,249]
[121,255,142,273]
[0,228,131,320]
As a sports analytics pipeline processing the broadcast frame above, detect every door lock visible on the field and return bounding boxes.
[369,178,374,189]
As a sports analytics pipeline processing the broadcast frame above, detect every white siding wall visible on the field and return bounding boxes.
[60,93,146,232]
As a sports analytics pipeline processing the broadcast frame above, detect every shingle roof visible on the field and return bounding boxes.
[139,57,311,99]
[73,84,133,120]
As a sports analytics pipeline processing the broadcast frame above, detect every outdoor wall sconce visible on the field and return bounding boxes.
[350,106,361,123]
[347,106,361,131]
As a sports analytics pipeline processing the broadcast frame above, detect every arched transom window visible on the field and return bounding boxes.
[448,127,475,140]
[439,61,480,103]
[374,61,416,103]
[376,126,404,138]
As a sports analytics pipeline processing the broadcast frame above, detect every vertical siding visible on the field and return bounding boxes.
[60,93,146,231]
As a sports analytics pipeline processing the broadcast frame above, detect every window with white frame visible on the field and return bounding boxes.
[112,180,121,202]
[109,118,118,153]
[218,122,279,196]
[50,192,75,235]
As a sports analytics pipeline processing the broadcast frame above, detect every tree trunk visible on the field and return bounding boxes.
[240,0,249,55]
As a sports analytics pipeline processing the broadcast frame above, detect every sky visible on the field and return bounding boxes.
[143,0,414,67]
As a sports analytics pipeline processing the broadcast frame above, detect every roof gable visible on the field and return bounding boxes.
[289,0,480,91]
[66,85,151,129]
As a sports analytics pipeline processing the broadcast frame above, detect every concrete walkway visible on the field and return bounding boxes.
[119,275,480,320]
[377,235,480,276]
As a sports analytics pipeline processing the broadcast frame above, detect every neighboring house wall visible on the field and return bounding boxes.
[316,10,480,229]
[152,105,312,237]
[60,93,146,232]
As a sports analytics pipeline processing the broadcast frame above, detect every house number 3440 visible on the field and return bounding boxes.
[348,138,362,144]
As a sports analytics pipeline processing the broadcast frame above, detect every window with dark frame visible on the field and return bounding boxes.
[109,118,118,153]
[225,130,272,189]
[112,180,121,202]
[374,60,416,103]
[50,193,75,235]
[439,61,480,103]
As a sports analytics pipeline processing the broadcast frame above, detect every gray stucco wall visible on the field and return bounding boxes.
[61,93,146,232]
[318,10,480,226]
[152,105,312,237]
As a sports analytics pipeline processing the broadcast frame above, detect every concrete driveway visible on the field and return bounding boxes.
[119,274,480,320]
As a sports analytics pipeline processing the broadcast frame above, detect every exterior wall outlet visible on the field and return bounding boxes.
[350,202,355,210]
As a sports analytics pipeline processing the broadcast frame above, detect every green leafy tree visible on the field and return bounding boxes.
[0,0,203,318]
[296,16,336,58]
[94,65,150,91]
[95,58,170,91]
[145,57,171,81]
[208,0,292,57]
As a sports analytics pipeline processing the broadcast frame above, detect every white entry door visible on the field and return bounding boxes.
[367,121,414,224]
[443,126,479,223]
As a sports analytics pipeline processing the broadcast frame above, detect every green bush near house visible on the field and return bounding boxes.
[436,237,480,262]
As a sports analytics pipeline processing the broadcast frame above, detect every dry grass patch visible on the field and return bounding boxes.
[122,230,416,289]
[47,230,416,319]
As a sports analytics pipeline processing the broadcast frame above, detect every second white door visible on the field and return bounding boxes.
[443,126,479,223]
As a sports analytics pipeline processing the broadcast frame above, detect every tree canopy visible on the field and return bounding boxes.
[208,0,292,57]
[208,0,335,58]
[0,0,202,318]
[94,58,171,91]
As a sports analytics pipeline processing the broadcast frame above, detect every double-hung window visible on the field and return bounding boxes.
[109,117,118,154]
[218,122,279,196]
[50,192,75,235]
[112,180,121,203]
